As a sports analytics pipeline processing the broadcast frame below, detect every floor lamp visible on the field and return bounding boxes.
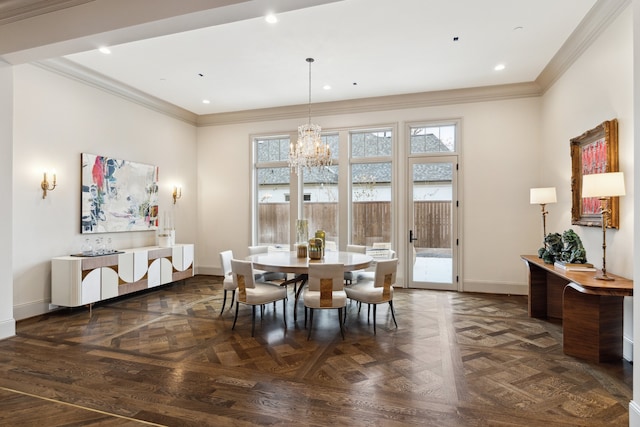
[530,187,557,245]
[581,172,626,281]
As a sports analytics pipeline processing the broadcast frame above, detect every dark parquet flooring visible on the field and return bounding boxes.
[0,275,631,426]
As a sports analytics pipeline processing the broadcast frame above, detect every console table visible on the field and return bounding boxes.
[52,244,194,307]
[521,255,633,362]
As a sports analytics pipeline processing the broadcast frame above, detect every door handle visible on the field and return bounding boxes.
[409,230,418,243]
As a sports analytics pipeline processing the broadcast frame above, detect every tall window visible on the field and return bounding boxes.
[350,129,393,247]
[302,134,339,247]
[254,136,290,245]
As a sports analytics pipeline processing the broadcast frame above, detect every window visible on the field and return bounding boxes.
[254,136,291,245]
[303,134,339,246]
[410,124,456,154]
[350,129,393,247]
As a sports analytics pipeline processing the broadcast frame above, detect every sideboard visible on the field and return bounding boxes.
[521,254,633,362]
[52,244,194,307]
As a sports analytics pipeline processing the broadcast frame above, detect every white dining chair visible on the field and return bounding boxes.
[219,250,235,313]
[248,245,287,282]
[345,258,398,334]
[231,259,287,336]
[304,263,347,340]
[344,244,366,285]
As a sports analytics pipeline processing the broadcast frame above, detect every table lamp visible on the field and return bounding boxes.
[581,172,625,280]
[530,187,557,244]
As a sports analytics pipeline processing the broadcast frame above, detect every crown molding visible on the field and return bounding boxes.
[33,57,198,125]
[196,82,542,127]
[536,0,631,92]
[0,0,93,25]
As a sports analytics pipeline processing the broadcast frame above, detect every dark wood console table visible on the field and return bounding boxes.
[521,255,633,362]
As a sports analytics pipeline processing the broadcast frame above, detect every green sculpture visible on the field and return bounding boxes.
[560,229,588,264]
[538,232,563,264]
[538,229,588,264]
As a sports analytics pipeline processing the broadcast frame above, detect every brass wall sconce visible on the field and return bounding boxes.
[581,172,625,280]
[172,186,182,204]
[41,170,57,199]
[530,187,557,244]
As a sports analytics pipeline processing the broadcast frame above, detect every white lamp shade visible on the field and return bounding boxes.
[582,172,626,198]
[530,187,557,204]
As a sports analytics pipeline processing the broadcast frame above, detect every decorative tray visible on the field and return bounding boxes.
[70,251,124,257]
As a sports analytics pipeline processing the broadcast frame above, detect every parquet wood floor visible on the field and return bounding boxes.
[0,275,631,426]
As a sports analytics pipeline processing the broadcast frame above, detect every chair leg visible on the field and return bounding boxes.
[367,304,371,323]
[251,305,256,337]
[232,301,240,330]
[338,308,345,340]
[307,308,314,340]
[230,290,235,311]
[304,307,307,329]
[389,300,398,328]
[282,298,287,329]
[373,304,377,335]
[221,290,228,314]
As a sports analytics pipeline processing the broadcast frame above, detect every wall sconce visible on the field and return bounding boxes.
[582,172,626,281]
[41,170,57,199]
[172,186,182,204]
[530,187,557,244]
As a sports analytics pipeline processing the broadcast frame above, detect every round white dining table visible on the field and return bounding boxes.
[245,250,373,322]
[246,250,373,275]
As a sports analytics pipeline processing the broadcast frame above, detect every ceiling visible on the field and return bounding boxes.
[2,0,609,116]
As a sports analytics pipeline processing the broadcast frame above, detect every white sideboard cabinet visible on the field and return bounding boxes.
[52,244,194,307]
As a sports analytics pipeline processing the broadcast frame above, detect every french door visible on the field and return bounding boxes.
[407,156,458,290]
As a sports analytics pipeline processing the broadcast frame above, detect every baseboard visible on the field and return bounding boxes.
[196,266,221,276]
[13,300,51,321]
[630,400,640,427]
[462,280,528,295]
[624,335,633,362]
[0,317,16,340]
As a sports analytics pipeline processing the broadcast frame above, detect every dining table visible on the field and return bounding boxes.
[246,250,373,322]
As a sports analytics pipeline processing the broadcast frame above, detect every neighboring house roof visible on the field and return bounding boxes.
[258,133,453,185]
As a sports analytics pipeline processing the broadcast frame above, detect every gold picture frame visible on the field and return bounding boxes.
[570,119,619,228]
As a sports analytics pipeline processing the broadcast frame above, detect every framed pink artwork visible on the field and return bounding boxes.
[570,119,619,228]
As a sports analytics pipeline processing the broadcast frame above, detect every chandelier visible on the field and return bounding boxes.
[288,58,332,174]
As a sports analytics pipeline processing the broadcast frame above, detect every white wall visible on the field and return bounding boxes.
[12,64,198,320]
[196,97,542,294]
[0,59,15,339]
[632,1,640,424]
[541,9,634,279]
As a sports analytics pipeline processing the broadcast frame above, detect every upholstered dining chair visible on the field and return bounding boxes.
[219,250,235,313]
[344,244,366,285]
[304,263,347,340]
[344,258,398,334]
[231,259,287,336]
[248,245,287,282]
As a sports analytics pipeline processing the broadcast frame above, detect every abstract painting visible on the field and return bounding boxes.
[81,153,159,233]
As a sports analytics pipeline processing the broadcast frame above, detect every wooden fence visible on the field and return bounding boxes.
[258,201,451,248]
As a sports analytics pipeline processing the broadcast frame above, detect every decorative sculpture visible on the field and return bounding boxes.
[559,229,588,264]
[538,229,588,265]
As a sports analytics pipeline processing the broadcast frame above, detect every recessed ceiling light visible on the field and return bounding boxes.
[265,13,277,24]
[323,85,331,90]
[494,64,506,71]
[98,47,111,54]
[202,99,210,104]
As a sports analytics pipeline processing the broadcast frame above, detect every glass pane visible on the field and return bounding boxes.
[351,130,392,158]
[351,162,391,246]
[256,167,290,245]
[303,165,338,249]
[412,161,453,284]
[410,124,455,154]
[256,137,290,163]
